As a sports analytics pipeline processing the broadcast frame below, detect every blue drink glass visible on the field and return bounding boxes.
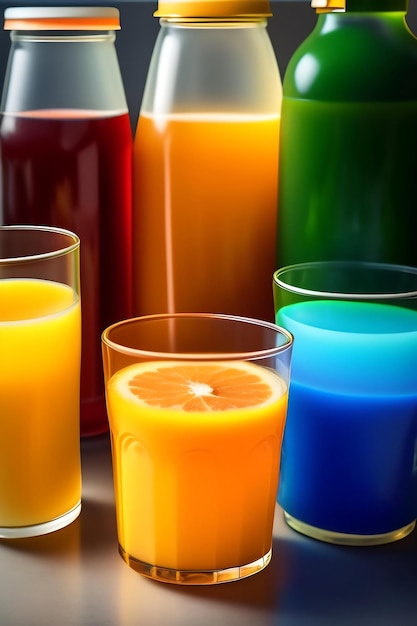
[273,261,417,546]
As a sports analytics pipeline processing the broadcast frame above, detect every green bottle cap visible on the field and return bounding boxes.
[312,0,408,11]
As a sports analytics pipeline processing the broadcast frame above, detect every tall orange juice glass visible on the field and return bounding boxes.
[102,313,292,585]
[0,225,81,538]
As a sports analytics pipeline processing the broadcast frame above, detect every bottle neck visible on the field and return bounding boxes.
[345,0,407,10]
[159,17,267,26]
[313,0,408,11]
[10,30,116,43]
[316,9,407,33]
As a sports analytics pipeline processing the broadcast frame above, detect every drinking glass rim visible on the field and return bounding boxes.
[0,225,80,265]
[273,261,417,300]
[101,312,293,361]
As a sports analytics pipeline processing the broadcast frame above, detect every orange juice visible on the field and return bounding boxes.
[133,113,280,322]
[0,278,81,528]
[106,361,287,572]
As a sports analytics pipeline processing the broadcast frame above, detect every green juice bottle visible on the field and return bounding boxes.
[277,0,417,268]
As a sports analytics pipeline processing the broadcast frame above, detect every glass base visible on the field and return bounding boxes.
[119,544,272,585]
[283,511,416,546]
[0,501,81,539]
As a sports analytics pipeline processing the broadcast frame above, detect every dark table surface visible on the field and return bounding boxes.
[1,433,417,626]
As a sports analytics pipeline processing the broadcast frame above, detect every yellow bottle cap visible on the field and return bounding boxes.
[154,0,272,19]
[312,0,344,12]
[4,6,121,31]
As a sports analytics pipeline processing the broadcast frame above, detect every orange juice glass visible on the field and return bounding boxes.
[0,225,81,538]
[102,313,293,584]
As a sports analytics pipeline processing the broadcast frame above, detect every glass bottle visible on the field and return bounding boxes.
[0,7,133,436]
[133,0,281,322]
[276,0,417,268]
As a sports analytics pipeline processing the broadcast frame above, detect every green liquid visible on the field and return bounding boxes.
[277,12,417,268]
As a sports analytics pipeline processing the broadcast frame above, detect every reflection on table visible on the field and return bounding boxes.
[1,434,417,626]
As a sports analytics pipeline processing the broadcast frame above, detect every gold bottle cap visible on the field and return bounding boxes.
[154,0,272,19]
[4,6,121,31]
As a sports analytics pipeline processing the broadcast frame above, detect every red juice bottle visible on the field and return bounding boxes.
[0,8,133,436]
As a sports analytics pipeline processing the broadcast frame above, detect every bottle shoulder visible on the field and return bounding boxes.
[2,38,128,112]
[283,14,417,101]
[141,23,282,114]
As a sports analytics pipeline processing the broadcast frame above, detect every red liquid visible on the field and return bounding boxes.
[0,110,133,436]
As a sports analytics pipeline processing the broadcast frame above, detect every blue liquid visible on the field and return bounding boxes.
[277,300,417,535]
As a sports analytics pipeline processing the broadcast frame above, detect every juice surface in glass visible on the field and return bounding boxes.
[0,278,81,527]
[106,362,287,572]
[276,299,417,536]
[133,112,279,322]
[0,109,132,436]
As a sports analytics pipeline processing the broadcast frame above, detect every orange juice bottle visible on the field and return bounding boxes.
[133,0,282,322]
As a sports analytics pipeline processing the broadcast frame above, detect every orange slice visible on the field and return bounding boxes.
[110,360,286,413]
